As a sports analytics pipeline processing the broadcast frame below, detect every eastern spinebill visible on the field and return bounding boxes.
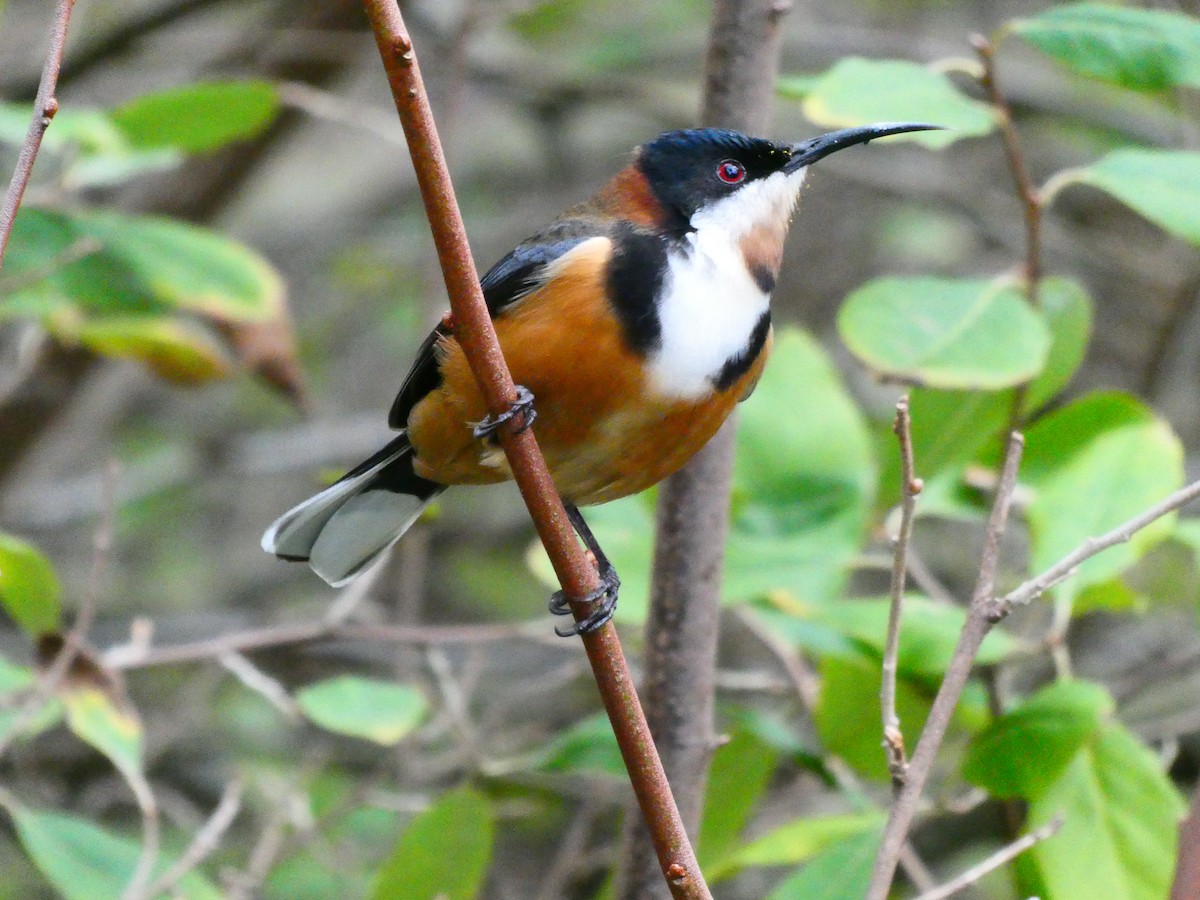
[263,122,938,635]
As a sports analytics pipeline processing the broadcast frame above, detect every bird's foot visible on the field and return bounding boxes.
[549,565,620,637]
[473,385,536,442]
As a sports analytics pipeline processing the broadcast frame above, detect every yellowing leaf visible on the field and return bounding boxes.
[64,316,233,384]
[63,688,143,783]
[297,676,427,745]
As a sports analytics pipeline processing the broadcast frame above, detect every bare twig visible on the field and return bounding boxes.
[121,770,160,900]
[0,459,118,760]
[104,620,557,671]
[974,34,1042,297]
[1000,478,1200,611]
[0,0,77,267]
[915,814,1064,900]
[144,779,244,899]
[735,606,934,889]
[219,652,301,721]
[868,433,1025,899]
[882,396,921,792]
[360,4,707,895]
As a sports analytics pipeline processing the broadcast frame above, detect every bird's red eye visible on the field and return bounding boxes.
[717,160,745,184]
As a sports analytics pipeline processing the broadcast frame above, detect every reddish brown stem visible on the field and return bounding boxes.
[0,0,77,268]
[974,34,1042,299]
[360,3,708,896]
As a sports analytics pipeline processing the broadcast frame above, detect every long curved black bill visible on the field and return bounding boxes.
[784,122,942,172]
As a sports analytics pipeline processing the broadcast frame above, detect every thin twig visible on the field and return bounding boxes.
[974,34,1042,297]
[104,619,557,671]
[0,459,118,760]
[882,396,921,792]
[999,478,1200,611]
[144,778,244,899]
[121,770,160,900]
[867,433,1025,900]
[219,652,301,721]
[734,606,935,887]
[359,4,707,895]
[914,814,1064,900]
[0,0,77,267]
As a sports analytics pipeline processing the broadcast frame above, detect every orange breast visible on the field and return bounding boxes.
[405,237,773,505]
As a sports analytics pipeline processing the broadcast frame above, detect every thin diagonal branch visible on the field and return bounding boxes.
[914,814,1063,900]
[1000,477,1200,611]
[143,778,244,899]
[0,0,77,267]
[868,432,1025,899]
[359,4,707,896]
[882,396,921,792]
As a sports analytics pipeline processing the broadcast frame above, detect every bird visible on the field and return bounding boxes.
[263,121,937,635]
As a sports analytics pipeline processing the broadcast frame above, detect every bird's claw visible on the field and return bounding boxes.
[550,567,620,637]
[473,385,536,442]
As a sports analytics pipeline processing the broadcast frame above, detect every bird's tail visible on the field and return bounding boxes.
[262,435,444,587]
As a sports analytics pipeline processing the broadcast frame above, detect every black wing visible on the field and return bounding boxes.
[387,228,601,429]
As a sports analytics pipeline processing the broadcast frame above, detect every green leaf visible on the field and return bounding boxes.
[110,81,280,153]
[838,278,1050,389]
[1011,3,1200,92]
[1024,277,1094,413]
[728,329,876,602]
[3,208,284,324]
[766,827,883,900]
[708,811,884,880]
[0,532,61,635]
[527,329,874,617]
[1067,150,1200,246]
[65,316,232,384]
[530,713,624,777]
[0,102,181,188]
[0,656,35,694]
[297,676,428,745]
[1027,721,1184,900]
[796,58,994,148]
[697,730,779,869]
[0,700,63,746]
[1023,392,1184,607]
[874,276,1091,510]
[371,787,493,900]
[6,806,222,900]
[963,680,1113,801]
[63,688,143,783]
[813,653,934,780]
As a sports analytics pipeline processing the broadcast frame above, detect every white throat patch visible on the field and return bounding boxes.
[647,167,806,399]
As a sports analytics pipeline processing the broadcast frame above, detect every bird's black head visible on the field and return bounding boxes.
[636,123,940,234]
[637,129,791,232]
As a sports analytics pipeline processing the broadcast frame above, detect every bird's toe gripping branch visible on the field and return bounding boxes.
[550,563,621,637]
[473,384,537,442]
